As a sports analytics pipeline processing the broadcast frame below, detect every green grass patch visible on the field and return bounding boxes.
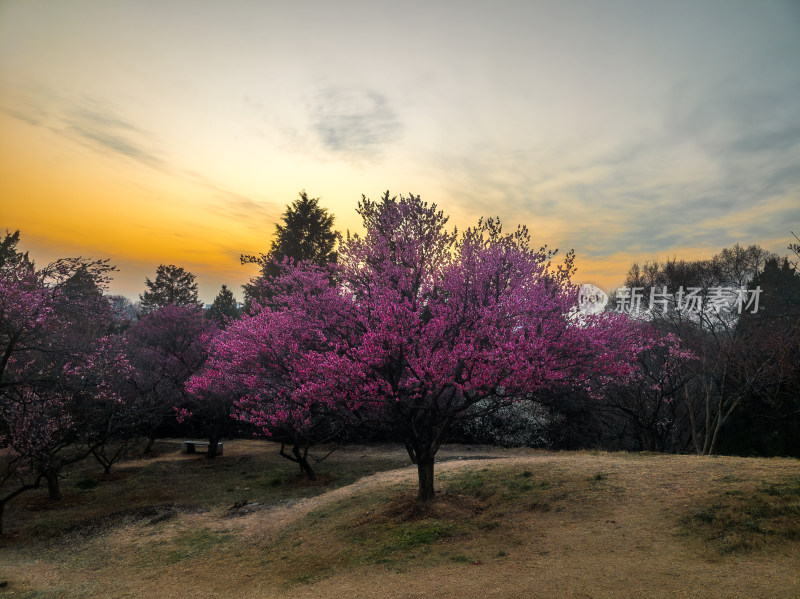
[132,527,234,571]
[391,521,455,551]
[265,465,574,580]
[444,467,555,504]
[684,476,800,553]
[74,477,99,491]
[339,515,464,570]
[163,528,235,564]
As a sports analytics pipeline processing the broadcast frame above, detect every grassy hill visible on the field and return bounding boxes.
[1,441,798,598]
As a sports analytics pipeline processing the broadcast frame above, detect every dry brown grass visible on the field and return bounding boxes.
[1,442,798,598]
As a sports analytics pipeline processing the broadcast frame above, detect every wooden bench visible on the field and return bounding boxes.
[181,440,223,456]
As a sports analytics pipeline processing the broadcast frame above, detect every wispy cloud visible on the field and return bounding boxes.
[311,87,401,161]
[3,91,166,169]
[62,99,166,169]
[4,87,283,233]
[3,105,45,127]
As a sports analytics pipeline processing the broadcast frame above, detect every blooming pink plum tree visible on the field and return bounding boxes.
[0,259,64,532]
[188,274,351,478]
[197,195,663,501]
[0,244,121,532]
[67,334,140,473]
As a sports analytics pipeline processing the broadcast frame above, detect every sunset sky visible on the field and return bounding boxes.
[2,0,798,303]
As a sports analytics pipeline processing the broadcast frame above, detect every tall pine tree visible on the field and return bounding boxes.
[139,264,202,314]
[206,284,240,326]
[241,191,337,307]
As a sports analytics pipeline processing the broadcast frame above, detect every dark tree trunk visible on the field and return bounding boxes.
[144,435,157,455]
[405,436,442,503]
[417,458,436,502]
[45,471,61,501]
[278,442,316,480]
[91,447,113,474]
[293,445,316,480]
[90,439,130,474]
[0,475,43,535]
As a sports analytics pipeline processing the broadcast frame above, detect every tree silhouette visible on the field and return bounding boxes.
[242,191,337,307]
[205,284,240,326]
[139,264,202,314]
